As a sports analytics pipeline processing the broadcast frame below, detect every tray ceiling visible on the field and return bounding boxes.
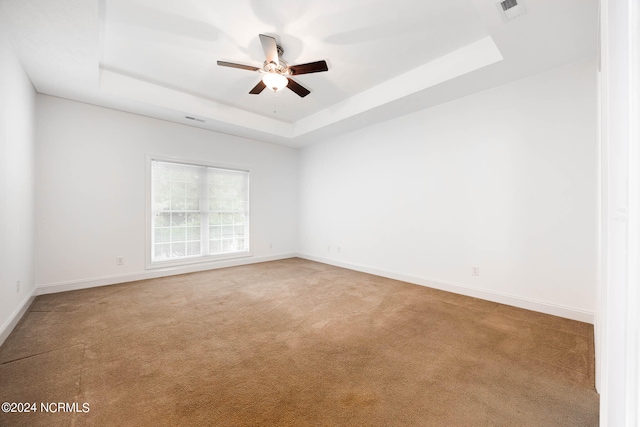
[0,0,597,147]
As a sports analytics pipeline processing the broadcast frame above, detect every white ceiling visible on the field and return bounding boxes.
[0,0,597,147]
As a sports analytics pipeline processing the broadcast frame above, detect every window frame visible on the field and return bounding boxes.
[145,154,252,270]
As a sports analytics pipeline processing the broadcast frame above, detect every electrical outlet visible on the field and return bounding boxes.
[116,257,124,266]
[269,243,273,249]
[337,246,341,253]
[327,246,331,252]
[472,266,480,276]
[16,280,20,293]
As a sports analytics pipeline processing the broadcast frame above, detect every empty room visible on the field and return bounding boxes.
[1,0,638,425]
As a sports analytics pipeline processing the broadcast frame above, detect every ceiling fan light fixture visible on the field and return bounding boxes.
[262,72,288,92]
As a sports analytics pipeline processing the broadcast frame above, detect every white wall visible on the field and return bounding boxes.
[299,60,597,322]
[0,35,37,344]
[35,96,298,291]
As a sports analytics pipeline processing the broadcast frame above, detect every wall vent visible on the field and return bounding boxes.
[496,0,526,21]
[185,116,205,123]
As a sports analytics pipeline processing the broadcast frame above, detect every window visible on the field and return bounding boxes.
[149,159,249,266]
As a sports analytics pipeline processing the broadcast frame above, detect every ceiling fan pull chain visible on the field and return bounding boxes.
[274,91,278,114]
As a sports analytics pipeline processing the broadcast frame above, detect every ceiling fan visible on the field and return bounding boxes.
[217,34,328,98]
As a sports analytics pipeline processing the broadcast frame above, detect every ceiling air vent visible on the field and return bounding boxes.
[185,116,205,123]
[500,0,518,11]
[496,0,527,21]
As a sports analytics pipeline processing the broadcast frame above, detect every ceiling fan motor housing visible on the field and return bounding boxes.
[264,45,288,75]
[264,60,289,75]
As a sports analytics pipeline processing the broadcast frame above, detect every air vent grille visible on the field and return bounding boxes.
[496,0,526,21]
[185,116,205,123]
[500,0,518,11]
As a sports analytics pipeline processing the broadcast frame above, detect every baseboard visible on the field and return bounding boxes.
[33,252,595,324]
[297,253,595,324]
[36,253,298,296]
[0,290,36,347]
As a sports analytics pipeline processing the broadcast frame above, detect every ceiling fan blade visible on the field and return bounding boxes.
[289,60,328,75]
[286,78,310,98]
[259,34,279,67]
[217,61,261,72]
[249,80,267,95]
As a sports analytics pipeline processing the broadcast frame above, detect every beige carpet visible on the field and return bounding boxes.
[0,258,598,426]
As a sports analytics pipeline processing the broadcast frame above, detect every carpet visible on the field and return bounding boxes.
[0,258,598,426]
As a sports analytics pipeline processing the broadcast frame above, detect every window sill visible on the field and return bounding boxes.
[146,251,252,270]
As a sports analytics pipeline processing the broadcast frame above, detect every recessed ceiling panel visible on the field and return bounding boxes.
[101,0,490,123]
[1,0,598,147]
